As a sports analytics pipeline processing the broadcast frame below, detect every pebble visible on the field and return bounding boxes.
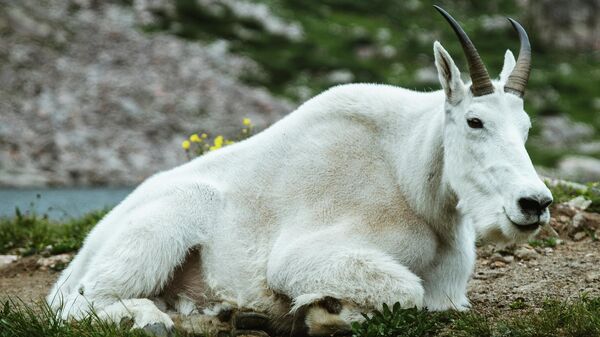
[585,271,600,283]
[0,255,19,268]
[567,196,592,210]
[36,254,72,271]
[573,232,587,241]
[514,246,538,260]
[489,253,514,265]
[490,261,507,269]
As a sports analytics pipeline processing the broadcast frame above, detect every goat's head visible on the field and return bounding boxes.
[433,6,552,243]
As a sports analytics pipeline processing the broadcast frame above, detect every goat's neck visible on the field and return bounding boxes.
[385,97,458,232]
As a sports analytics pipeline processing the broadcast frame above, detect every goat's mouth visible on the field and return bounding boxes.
[505,213,542,231]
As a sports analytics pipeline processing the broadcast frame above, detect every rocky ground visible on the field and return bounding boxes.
[1,200,599,334]
[0,0,292,187]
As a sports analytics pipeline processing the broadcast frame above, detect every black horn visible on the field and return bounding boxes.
[434,5,494,97]
[504,18,531,98]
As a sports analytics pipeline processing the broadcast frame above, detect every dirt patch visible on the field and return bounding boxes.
[0,256,59,304]
[469,239,600,315]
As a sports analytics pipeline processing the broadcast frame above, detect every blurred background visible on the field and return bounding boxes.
[0,0,598,217]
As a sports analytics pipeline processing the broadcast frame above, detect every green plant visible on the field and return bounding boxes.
[546,181,600,213]
[528,237,557,248]
[351,303,446,337]
[509,297,528,310]
[0,209,107,255]
[0,298,160,337]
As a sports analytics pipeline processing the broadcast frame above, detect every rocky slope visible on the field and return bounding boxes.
[0,0,292,186]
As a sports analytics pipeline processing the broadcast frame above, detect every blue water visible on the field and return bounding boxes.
[0,188,134,220]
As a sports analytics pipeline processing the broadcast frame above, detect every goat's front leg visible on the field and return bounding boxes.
[267,226,424,336]
[422,221,476,311]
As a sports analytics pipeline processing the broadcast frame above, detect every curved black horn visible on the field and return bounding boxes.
[504,18,531,98]
[434,5,494,96]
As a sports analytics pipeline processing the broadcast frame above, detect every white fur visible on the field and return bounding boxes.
[48,41,552,330]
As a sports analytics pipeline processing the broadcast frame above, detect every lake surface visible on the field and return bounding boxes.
[0,188,134,220]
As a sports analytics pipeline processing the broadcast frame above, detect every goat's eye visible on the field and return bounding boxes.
[467,118,483,129]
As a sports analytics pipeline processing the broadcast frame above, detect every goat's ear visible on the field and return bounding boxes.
[499,49,516,84]
[433,41,466,105]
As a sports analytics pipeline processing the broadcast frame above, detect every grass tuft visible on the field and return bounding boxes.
[0,298,153,337]
[351,296,600,337]
[0,209,107,255]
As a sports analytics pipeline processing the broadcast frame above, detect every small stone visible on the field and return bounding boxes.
[585,271,600,283]
[490,253,513,264]
[566,196,592,210]
[573,232,587,241]
[36,254,72,271]
[514,247,538,260]
[572,212,586,228]
[0,255,19,268]
[503,255,515,263]
[490,261,507,268]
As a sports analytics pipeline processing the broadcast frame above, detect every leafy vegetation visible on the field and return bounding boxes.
[0,298,158,337]
[139,0,599,167]
[528,237,558,248]
[0,209,107,256]
[546,181,600,213]
[1,296,598,337]
[351,296,600,337]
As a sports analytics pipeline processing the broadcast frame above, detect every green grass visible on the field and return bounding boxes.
[546,181,600,213]
[528,237,557,248]
[4,280,596,337]
[3,296,598,337]
[0,298,156,337]
[351,296,600,337]
[0,209,107,256]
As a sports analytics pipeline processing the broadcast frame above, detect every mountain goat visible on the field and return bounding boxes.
[48,6,553,336]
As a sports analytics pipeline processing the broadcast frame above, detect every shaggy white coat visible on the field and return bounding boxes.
[47,42,552,329]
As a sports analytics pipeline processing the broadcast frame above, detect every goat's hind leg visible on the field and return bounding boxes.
[267,230,424,336]
[59,191,217,331]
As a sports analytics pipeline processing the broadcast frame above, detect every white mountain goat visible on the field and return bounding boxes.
[48,6,553,336]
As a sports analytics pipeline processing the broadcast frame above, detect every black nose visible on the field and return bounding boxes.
[518,196,552,215]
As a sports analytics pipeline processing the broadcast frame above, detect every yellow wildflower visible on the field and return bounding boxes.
[181,140,191,150]
[209,135,224,151]
[214,135,224,147]
[201,133,208,139]
[190,134,201,142]
[242,118,251,126]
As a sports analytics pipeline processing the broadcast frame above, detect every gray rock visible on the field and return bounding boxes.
[0,0,293,187]
[567,197,593,211]
[558,156,600,183]
[539,115,594,149]
[514,246,538,261]
[573,231,587,241]
[0,255,19,268]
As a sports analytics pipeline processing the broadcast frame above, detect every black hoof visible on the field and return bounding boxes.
[231,329,270,337]
[142,322,173,337]
[233,311,271,330]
